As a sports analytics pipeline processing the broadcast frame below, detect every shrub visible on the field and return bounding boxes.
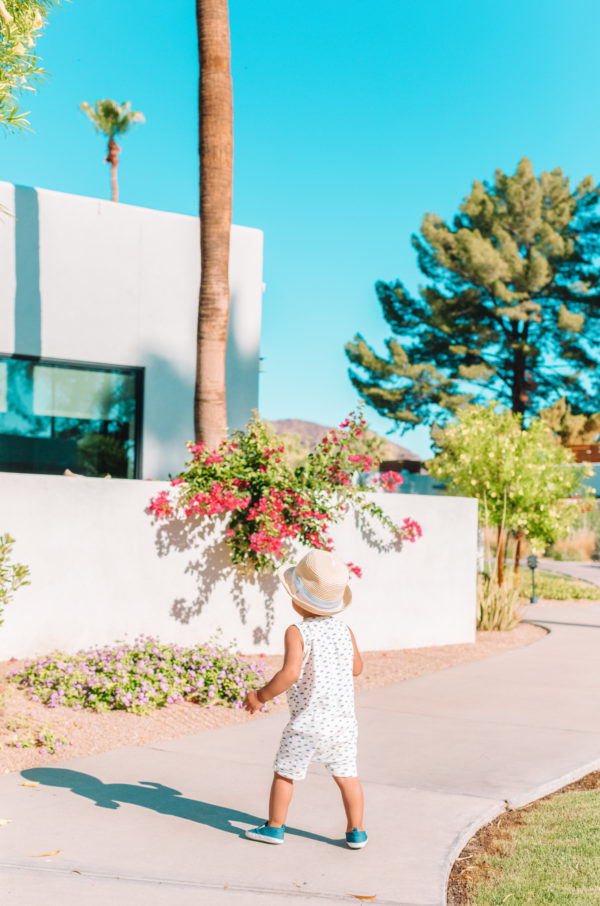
[6,716,70,755]
[477,574,523,631]
[546,530,596,561]
[429,403,592,585]
[9,635,270,715]
[149,411,422,574]
[0,533,30,626]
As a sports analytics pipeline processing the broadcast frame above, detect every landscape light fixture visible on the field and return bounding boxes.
[527,553,538,604]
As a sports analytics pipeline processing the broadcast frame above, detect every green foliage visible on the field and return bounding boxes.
[347,427,387,466]
[428,404,590,551]
[346,158,600,429]
[545,527,596,561]
[539,396,600,445]
[80,99,145,140]
[5,714,70,754]
[76,433,128,477]
[150,411,422,575]
[273,431,311,471]
[572,498,600,534]
[517,569,600,601]
[0,0,60,131]
[467,788,600,905]
[0,533,30,626]
[273,423,387,472]
[477,573,523,630]
[478,564,600,630]
[10,634,270,715]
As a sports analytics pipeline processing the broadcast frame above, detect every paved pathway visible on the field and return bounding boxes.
[1,604,600,906]
[537,557,600,586]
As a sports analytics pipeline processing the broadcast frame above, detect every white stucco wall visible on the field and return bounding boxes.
[0,182,264,479]
[0,474,477,658]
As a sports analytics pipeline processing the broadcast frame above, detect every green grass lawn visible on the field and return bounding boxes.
[469,788,600,905]
[515,569,600,601]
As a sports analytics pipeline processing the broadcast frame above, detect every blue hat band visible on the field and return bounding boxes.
[293,570,344,611]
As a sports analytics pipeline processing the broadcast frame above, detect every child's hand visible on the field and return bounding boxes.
[243,690,262,714]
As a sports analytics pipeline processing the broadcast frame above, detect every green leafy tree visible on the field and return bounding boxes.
[0,0,59,132]
[346,158,600,429]
[80,99,145,202]
[539,397,600,446]
[428,404,591,585]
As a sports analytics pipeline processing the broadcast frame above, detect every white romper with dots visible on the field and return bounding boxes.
[273,615,357,781]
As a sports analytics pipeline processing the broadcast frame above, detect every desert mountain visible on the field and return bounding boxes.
[269,419,421,462]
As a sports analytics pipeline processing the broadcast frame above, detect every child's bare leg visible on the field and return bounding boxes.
[332,775,364,832]
[268,772,293,827]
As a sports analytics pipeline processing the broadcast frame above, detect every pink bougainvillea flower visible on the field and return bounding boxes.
[148,491,173,519]
[147,409,421,575]
[380,470,403,492]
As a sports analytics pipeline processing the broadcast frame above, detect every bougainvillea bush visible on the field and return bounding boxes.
[10,635,270,715]
[149,411,422,574]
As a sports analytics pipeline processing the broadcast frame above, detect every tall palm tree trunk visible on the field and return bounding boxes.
[110,162,118,202]
[106,137,120,202]
[194,0,233,448]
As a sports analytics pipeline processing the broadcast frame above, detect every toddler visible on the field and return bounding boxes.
[242,549,367,849]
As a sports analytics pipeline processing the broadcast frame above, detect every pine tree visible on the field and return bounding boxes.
[346,158,600,429]
[538,397,600,445]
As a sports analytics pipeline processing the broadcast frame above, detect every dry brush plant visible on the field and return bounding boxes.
[477,573,524,631]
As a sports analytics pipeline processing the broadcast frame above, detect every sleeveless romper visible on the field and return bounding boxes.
[273,615,358,781]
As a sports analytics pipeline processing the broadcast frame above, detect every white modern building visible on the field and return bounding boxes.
[0,182,264,480]
[0,184,480,658]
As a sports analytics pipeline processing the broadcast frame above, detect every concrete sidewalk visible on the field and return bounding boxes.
[1,604,599,906]
[537,557,600,586]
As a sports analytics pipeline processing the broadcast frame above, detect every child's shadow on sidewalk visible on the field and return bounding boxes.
[22,768,346,848]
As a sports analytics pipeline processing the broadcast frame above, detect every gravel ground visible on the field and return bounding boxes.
[0,620,547,775]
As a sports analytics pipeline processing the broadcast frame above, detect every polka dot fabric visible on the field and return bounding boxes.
[273,616,357,781]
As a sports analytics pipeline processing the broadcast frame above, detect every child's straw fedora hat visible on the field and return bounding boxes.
[277,549,352,616]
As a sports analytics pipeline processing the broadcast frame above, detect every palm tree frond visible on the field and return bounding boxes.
[80,97,145,139]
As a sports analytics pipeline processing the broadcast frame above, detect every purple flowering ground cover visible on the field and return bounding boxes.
[8,635,270,715]
[0,622,548,772]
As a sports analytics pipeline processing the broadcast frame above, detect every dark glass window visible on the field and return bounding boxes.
[0,356,143,478]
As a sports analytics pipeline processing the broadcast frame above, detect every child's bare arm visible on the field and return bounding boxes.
[243,625,303,713]
[348,626,363,676]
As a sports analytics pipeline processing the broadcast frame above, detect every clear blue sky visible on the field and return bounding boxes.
[2,0,598,457]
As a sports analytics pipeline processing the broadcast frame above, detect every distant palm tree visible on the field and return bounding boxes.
[80,99,145,202]
[194,0,233,449]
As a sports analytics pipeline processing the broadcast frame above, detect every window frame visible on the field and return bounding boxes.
[0,352,145,479]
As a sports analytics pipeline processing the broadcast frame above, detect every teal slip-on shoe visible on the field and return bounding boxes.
[345,827,368,849]
[245,822,285,844]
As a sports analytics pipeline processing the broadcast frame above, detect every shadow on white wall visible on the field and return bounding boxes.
[153,513,280,646]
